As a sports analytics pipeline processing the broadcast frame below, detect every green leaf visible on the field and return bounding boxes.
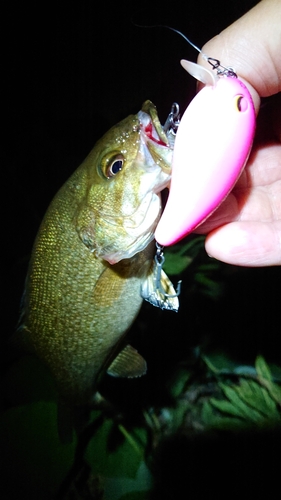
[85,418,147,480]
[236,379,280,420]
[255,356,281,405]
[163,252,193,275]
[202,352,241,375]
[168,367,191,399]
[0,402,76,498]
[194,272,222,298]
[259,380,281,407]
[255,355,272,381]
[202,352,259,377]
[270,363,281,383]
[201,355,281,430]
[163,236,205,275]
[219,383,265,423]
[202,401,245,430]
[209,397,248,420]
[104,462,152,500]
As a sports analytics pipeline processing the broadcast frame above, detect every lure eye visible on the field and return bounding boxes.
[235,95,249,112]
[106,154,124,178]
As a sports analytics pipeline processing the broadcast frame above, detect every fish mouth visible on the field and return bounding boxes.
[141,100,170,146]
[94,102,174,264]
[138,100,174,175]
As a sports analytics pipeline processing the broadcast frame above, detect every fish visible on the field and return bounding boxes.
[17,100,177,406]
[155,60,256,246]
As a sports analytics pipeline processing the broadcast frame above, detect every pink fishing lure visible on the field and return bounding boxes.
[155,60,256,246]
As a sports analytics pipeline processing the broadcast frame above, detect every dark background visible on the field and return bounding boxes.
[2,1,281,498]
[3,0,280,378]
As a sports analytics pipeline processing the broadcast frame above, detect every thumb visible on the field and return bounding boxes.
[198,0,281,111]
[196,0,281,267]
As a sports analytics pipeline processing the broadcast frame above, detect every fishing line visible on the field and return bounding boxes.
[132,19,206,57]
[132,20,236,77]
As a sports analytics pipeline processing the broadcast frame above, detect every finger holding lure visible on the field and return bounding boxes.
[155,29,256,246]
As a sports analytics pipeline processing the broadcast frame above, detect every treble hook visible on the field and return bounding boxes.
[154,243,182,299]
[141,243,181,311]
[163,102,181,135]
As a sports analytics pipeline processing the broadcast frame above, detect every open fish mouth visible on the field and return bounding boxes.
[100,102,173,229]
[93,101,175,264]
[138,100,174,174]
[141,100,170,146]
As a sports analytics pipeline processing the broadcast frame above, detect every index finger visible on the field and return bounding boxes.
[198,0,281,112]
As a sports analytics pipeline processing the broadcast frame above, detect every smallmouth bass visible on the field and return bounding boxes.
[18,101,177,405]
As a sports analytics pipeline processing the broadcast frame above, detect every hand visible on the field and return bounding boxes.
[195,0,281,266]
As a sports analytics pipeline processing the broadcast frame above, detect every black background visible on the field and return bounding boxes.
[2,1,281,498]
[4,0,281,378]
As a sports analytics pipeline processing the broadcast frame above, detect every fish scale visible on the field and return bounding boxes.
[17,101,177,405]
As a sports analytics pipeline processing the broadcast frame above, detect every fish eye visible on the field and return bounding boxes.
[235,95,248,112]
[105,154,124,178]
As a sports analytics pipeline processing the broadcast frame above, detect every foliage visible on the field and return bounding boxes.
[163,235,223,299]
[0,356,152,500]
[202,355,281,430]
[2,236,281,498]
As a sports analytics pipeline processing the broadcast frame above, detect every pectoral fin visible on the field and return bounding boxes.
[107,345,147,378]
